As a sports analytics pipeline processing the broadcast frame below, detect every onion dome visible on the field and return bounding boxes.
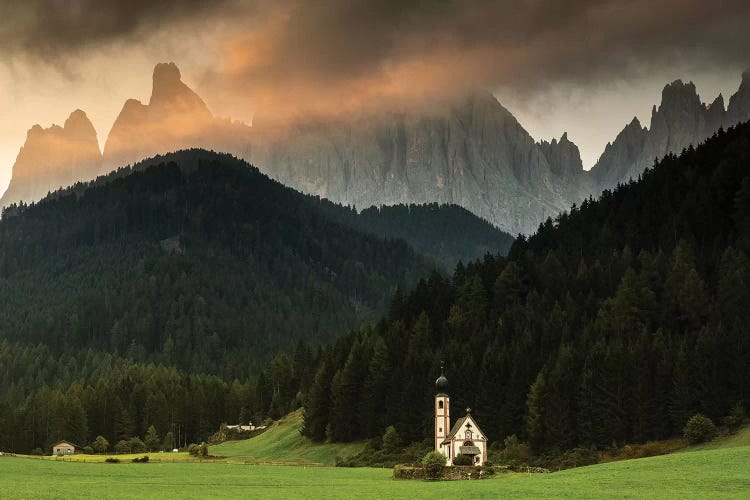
[435,361,448,392]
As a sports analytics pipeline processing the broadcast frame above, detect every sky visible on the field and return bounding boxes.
[1,0,749,192]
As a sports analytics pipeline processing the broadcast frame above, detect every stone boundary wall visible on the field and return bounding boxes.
[393,465,495,480]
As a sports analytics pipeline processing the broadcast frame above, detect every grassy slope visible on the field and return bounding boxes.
[211,410,366,465]
[685,425,750,452]
[2,445,748,498]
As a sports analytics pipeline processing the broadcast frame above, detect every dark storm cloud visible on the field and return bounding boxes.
[0,0,238,55]
[4,0,749,118]
[202,0,750,121]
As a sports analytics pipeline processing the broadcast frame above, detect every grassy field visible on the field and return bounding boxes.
[686,425,750,451]
[24,452,199,463]
[211,410,366,465]
[2,443,748,498]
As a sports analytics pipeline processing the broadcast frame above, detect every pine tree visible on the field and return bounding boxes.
[144,425,160,452]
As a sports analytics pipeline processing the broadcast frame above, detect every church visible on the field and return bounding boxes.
[434,362,488,465]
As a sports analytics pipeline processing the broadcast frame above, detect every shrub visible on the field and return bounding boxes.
[382,426,401,454]
[723,404,747,434]
[684,414,717,444]
[114,440,130,454]
[129,437,147,453]
[452,454,474,466]
[495,434,530,465]
[557,447,598,468]
[132,456,150,463]
[93,435,110,453]
[105,458,120,463]
[82,446,94,455]
[421,450,446,477]
[366,436,383,451]
[188,443,200,456]
[199,442,209,457]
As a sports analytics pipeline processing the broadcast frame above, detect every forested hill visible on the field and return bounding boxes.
[298,122,750,451]
[13,149,513,268]
[318,202,514,268]
[0,151,437,376]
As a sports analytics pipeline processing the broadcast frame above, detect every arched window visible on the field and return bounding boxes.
[438,401,444,409]
[464,429,473,440]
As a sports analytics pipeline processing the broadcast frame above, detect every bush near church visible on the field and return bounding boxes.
[452,454,473,466]
[421,451,447,477]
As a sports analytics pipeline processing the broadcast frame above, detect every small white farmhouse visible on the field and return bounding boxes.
[434,363,488,466]
[52,441,76,456]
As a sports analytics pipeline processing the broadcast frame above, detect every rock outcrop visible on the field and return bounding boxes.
[0,110,102,207]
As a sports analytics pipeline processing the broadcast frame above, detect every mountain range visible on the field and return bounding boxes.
[3,64,750,234]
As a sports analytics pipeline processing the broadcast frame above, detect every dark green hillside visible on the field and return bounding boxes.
[295,123,750,451]
[320,203,514,268]
[0,151,433,376]
[35,150,513,269]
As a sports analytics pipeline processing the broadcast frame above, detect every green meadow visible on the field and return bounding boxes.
[211,410,366,465]
[2,444,748,499]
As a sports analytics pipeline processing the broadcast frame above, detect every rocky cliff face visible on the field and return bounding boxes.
[253,92,593,235]
[727,69,750,126]
[591,72,750,191]
[103,62,251,172]
[0,110,102,207]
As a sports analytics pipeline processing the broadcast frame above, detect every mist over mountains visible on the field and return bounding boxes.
[3,64,750,234]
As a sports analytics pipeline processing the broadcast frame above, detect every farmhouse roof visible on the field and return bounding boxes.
[52,440,77,448]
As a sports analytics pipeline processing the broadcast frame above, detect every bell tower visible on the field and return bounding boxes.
[434,361,450,458]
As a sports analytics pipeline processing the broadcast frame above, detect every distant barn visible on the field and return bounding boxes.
[52,441,76,456]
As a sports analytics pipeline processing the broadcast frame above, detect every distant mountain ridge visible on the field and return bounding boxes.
[590,73,750,189]
[3,64,750,234]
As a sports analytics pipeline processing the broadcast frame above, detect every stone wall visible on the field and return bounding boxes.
[392,465,494,480]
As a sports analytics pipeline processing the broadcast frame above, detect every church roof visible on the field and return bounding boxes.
[440,413,487,445]
[441,416,467,445]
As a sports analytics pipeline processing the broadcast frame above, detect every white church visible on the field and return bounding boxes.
[433,362,488,466]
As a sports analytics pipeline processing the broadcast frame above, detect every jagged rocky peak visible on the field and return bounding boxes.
[0,109,102,207]
[149,61,209,116]
[589,116,648,185]
[708,93,725,111]
[63,109,98,140]
[538,131,584,179]
[102,62,250,173]
[660,80,701,109]
[649,80,701,126]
